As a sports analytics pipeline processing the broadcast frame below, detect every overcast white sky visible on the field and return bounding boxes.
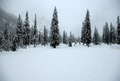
[0,0,120,36]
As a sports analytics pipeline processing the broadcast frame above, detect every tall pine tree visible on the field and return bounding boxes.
[50,7,60,48]
[117,16,120,44]
[2,23,10,51]
[0,32,2,51]
[23,11,30,46]
[16,14,23,48]
[104,23,110,44]
[33,14,38,47]
[11,35,17,51]
[68,32,72,47]
[81,22,85,44]
[93,27,100,45]
[84,10,91,47]
[42,26,48,45]
[110,23,116,44]
[38,30,42,45]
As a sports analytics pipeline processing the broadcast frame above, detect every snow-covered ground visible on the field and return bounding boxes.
[0,44,120,81]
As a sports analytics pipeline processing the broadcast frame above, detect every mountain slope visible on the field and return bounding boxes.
[0,8,17,31]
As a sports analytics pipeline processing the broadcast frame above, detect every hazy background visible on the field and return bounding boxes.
[0,0,120,36]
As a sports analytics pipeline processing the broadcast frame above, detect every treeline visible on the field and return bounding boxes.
[0,7,120,51]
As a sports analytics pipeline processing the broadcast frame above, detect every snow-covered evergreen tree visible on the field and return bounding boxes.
[11,35,17,51]
[50,7,60,48]
[33,14,38,47]
[68,32,72,47]
[84,10,91,47]
[77,36,81,44]
[0,32,3,51]
[42,26,48,45]
[23,11,30,46]
[30,26,34,45]
[110,23,116,44]
[117,16,120,44]
[9,31,15,50]
[59,33,63,43]
[103,22,110,44]
[102,25,106,43]
[81,22,85,44]
[38,30,42,45]
[65,32,68,44]
[16,14,23,48]
[63,30,66,44]
[93,27,100,45]
[63,31,68,44]
[2,23,10,51]
[71,34,75,43]
[59,33,62,44]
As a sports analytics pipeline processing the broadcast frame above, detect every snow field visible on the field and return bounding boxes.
[0,44,120,81]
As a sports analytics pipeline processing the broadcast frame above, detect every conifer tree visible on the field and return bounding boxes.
[30,26,34,45]
[77,36,81,44]
[50,7,60,48]
[68,32,72,47]
[12,35,17,51]
[65,32,68,44]
[42,26,48,45]
[63,31,68,44]
[59,33,62,44]
[102,25,106,43]
[3,23,10,51]
[0,32,2,51]
[23,11,30,46]
[33,14,38,47]
[117,16,120,44]
[63,30,66,44]
[84,10,91,47]
[110,23,116,44]
[81,22,85,44]
[9,31,14,50]
[104,23,110,44]
[93,27,100,45]
[38,30,42,45]
[16,14,23,48]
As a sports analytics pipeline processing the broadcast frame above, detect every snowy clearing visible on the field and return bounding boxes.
[0,44,120,81]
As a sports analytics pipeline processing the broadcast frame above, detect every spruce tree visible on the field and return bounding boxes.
[43,26,48,45]
[84,10,91,47]
[0,32,2,51]
[71,34,75,43]
[33,14,38,47]
[38,30,42,45]
[117,16,120,44]
[59,33,62,44]
[63,30,66,44]
[110,23,116,44]
[3,23,10,51]
[16,14,23,48]
[65,32,68,44]
[12,35,17,51]
[50,7,60,48]
[30,26,34,45]
[68,32,72,47]
[63,31,68,44]
[81,22,85,44]
[9,31,15,50]
[102,25,106,43]
[93,27,100,45]
[77,36,81,44]
[104,23,110,44]
[23,11,30,46]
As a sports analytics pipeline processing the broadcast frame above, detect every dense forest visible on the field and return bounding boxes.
[0,7,120,51]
